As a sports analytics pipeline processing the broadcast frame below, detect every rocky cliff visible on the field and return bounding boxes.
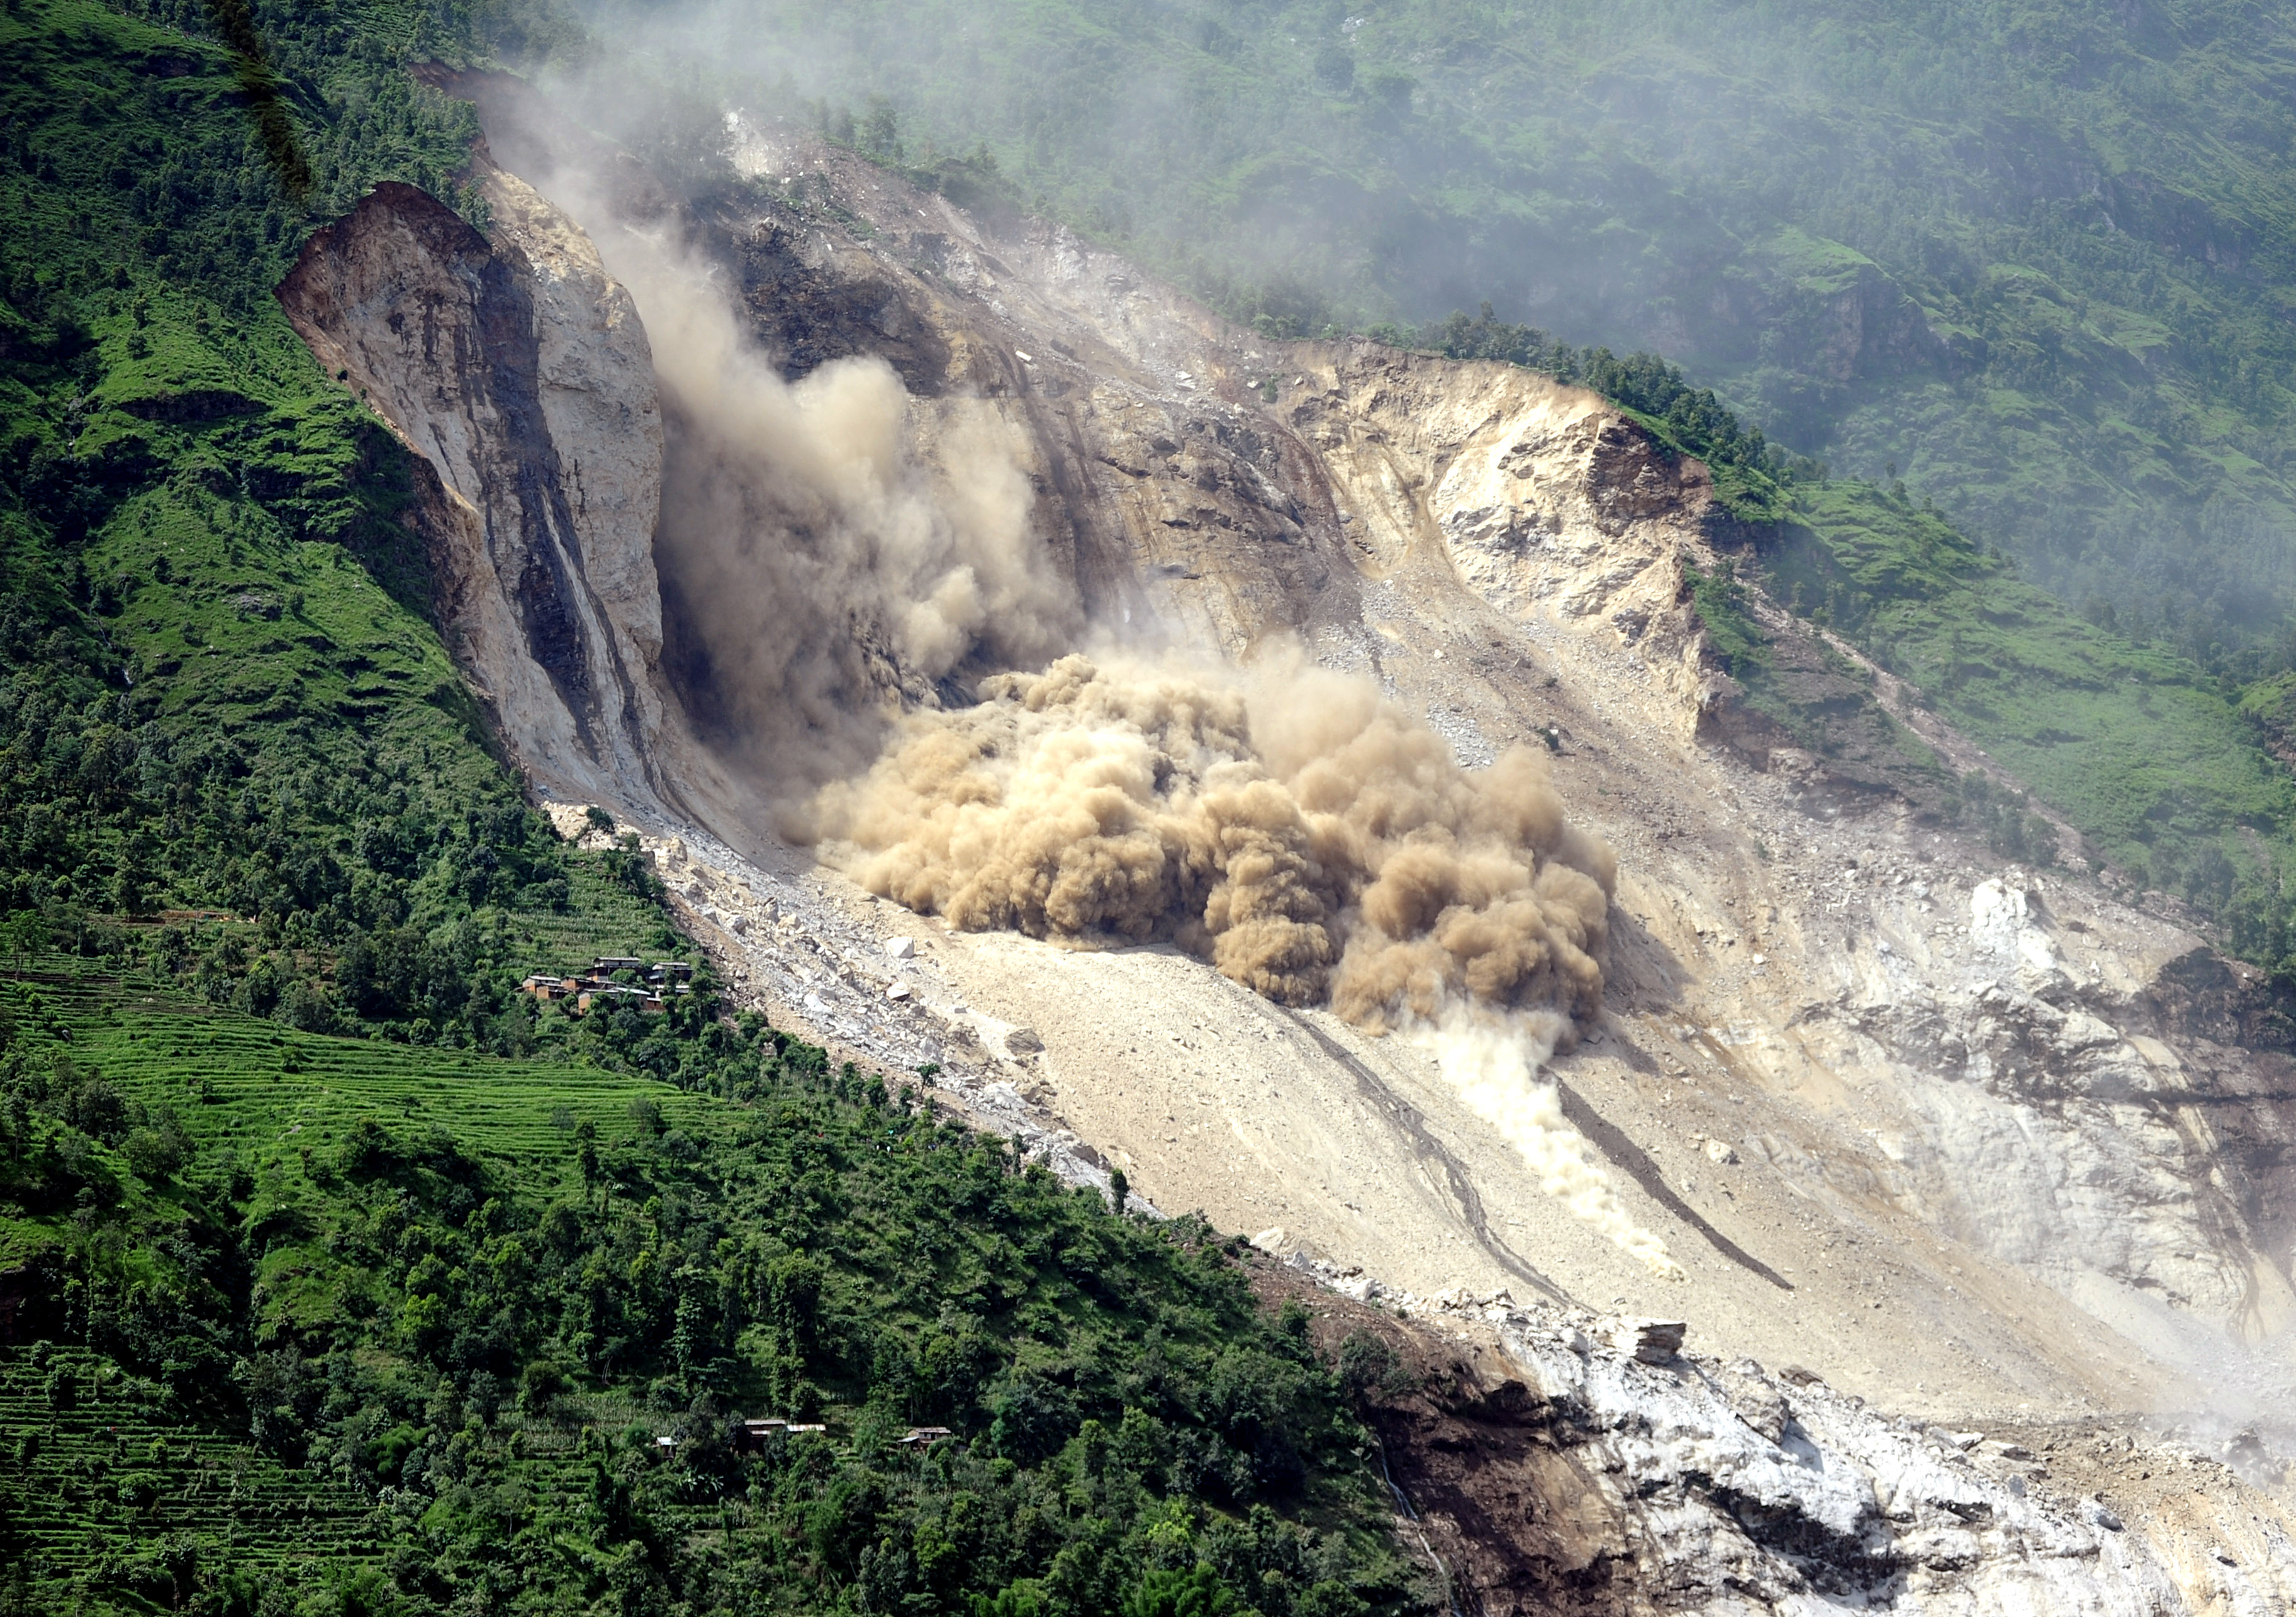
[276,80,2296,1611]
[276,171,670,810]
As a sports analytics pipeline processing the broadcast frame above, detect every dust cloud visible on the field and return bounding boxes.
[1418,1012,1681,1276]
[815,652,1614,1026]
[547,168,1077,776]
[816,653,1674,1270]
[523,145,1660,1267]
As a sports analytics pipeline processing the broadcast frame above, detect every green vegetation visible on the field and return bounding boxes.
[0,960,1413,1615]
[1762,477,2296,938]
[0,0,637,1045]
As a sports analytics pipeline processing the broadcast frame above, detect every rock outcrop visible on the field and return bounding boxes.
[1278,1270,2296,1616]
[276,176,669,809]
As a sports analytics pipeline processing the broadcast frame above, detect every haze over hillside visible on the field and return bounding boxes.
[583,0,2296,665]
[4,0,2296,1612]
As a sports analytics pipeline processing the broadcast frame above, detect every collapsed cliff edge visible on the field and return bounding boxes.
[275,72,2296,1613]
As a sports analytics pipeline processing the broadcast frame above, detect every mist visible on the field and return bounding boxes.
[556,0,2296,674]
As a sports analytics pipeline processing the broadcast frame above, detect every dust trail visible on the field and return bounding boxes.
[534,162,1078,780]
[1414,1010,1681,1277]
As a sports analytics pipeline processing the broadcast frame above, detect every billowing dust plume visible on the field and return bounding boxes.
[816,652,1615,1031]
[563,179,1076,776]
[529,154,1665,1268]
[1418,1012,1681,1276]
[817,654,1674,1271]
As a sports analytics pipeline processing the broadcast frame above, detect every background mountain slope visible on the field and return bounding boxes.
[603,0,2296,674]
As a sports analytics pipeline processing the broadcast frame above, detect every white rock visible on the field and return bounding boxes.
[885,937,916,959]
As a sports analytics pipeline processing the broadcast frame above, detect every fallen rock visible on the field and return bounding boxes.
[1608,1318,1687,1363]
[886,937,916,959]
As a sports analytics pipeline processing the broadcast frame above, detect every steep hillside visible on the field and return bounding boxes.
[578,0,2296,673]
[0,959,1413,1616]
[0,4,1429,1614]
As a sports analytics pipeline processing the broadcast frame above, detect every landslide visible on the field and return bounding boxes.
[261,67,2296,1614]
[0,8,1443,1616]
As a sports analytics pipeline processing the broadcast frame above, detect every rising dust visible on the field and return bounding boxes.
[814,654,1679,1274]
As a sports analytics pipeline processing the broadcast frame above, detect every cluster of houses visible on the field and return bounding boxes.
[521,956,695,1015]
[722,1418,948,1455]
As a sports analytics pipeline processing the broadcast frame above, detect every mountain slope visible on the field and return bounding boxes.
[329,79,2296,1608]
[581,0,2296,670]
[8,2,2296,1612]
[0,6,1426,1613]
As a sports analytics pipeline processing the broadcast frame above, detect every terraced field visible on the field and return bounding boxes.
[1,959,713,1195]
[0,958,751,1604]
[0,1346,379,1587]
[0,1345,754,1598]
[499,855,678,974]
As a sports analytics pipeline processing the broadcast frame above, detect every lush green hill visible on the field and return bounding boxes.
[0,0,669,1048]
[0,959,1411,1616]
[604,0,2296,672]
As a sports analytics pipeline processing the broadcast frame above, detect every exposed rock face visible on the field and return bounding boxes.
[276,176,668,808]
[1278,1272,2296,1616]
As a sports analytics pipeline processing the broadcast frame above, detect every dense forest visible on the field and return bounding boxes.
[0,960,1414,1615]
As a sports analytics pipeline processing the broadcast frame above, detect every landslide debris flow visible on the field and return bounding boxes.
[810,652,1679,1275]
[816,652,1613,1030]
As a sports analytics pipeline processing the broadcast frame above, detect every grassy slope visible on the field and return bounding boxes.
[0,0,675,1043]
[1752,479,2293,927]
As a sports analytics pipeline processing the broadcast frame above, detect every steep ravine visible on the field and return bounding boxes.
[276,86,2296,1611]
